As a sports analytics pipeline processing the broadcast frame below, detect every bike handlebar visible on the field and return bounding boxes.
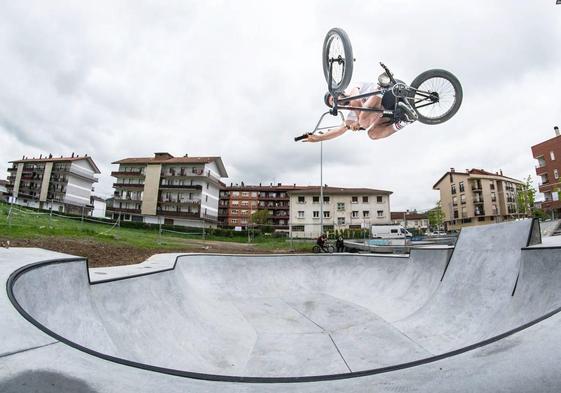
[294,133,311,142]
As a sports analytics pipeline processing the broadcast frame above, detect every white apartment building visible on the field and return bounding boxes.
[288,186,392,238]
[109,153,227,228]
[5,154,100,214]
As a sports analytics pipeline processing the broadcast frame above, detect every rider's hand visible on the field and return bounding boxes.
[349,122,361,131]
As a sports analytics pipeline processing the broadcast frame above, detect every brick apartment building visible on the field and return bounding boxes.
[109,153,227,228]
[218,183,301,231]
[5,154,100,214]
[531,126,561,217]
[433,168,524,231]
[288,186,392,238]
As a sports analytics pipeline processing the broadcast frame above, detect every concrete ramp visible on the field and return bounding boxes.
[9,219,561,383]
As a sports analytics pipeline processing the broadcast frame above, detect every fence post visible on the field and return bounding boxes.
[81,206,85,230]
[7,199,13,229]
[49,202,53,229]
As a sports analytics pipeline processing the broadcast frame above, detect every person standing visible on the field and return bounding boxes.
[336,235,345,253]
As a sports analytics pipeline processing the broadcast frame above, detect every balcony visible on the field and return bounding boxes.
[157,210,201,218]
[111,171,145,178]
[113,183,144,189]
[159,199,201,206]
[473,198,484,204]
[159,183,203,190]
[474,210,485,216]
[112,207,142,214]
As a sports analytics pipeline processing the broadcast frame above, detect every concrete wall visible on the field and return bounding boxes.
[141,164,162,215]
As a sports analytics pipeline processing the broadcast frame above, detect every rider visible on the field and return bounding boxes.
[316,233,327,250]
[302,74,418,143]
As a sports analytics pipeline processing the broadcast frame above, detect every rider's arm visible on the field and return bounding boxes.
[305,124,349,142]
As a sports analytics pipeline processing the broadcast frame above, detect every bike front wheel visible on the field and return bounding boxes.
[312,245,321,253]
[326,245,335,253]
[409,69,463,125]
[322,28,353,93]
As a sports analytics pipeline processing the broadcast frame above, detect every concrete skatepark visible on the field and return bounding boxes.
[3,219,561,392]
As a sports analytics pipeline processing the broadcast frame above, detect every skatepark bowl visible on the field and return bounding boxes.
[4,218,561,392]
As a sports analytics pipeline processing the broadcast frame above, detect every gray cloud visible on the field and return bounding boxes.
[0,0,560,210]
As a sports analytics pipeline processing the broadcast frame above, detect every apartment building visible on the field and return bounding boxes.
[0,180,8,202]
[109,153,227,228]
[5,154,100,214]
[391,211,429,233]
[531,126,561,217]
[218,183,301,231]
[288,186,392,238]
[433,168,524,231]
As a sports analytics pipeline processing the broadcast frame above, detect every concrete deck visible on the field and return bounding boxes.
[2,220,561,391]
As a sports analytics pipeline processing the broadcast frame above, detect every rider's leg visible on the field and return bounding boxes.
[357,95,384,129]
[367,122,398,140]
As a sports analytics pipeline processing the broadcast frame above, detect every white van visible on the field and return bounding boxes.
[371,225,412,239]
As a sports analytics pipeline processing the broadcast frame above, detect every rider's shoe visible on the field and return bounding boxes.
[398,101,418,122]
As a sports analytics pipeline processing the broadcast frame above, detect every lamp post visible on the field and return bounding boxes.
[320,141,324,238]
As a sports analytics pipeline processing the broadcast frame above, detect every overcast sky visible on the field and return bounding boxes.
[1,0,560,211]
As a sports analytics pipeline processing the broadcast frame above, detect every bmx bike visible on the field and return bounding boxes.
[312,243,335,254]
[295,28,463,141]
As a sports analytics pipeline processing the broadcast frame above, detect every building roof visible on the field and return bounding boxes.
[9,155,101,174]
[287,186,392,195]
[531,133,561,154]
[90,195,106,203]
[223,184,308,192]
[433,168,524,189]
[112,153,228,177]
[391,211,428,220]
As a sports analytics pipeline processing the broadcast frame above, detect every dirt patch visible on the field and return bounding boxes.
[0,237,284,268]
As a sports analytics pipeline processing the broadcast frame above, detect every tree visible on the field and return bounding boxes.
[251,209,273,233]
[517,175,537,217]
[428,201,445,230]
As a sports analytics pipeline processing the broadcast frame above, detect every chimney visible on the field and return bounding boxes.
[555,126,560,136]
[500,169,503,176]
[49,154,52,158]
[450,167,455,172]
[71,152,74,158]
[39,154,42,159]
[259,182,261,186]
[184,154,189,157]
[277,183,281,187]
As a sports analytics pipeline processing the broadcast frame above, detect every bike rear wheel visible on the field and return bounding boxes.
[322,28,353,93]
[409,69,463,125]
[326,245,335,253]
[312,245,321,253]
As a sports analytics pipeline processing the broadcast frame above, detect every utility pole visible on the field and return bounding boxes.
[320,141,324,238]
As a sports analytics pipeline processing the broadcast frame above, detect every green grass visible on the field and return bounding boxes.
[0,202,312,252]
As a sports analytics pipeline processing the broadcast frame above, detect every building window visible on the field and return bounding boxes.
[452,196,458,205]
[297,211,304,218]
[351,211,359,218]
[205,195,208,202]
[206,182,209,189]
[551,151,556,161]
[363,210,370,218]
[454,210,459,219]
[231,219,238,224]
[555,169,559,180]
[292,225,304,232]
[460,194,466,204]
[490,182,495,190]
[377,210,384,217]
[323,196,330,203]
[459,182,464,193]
[491,192,496,202]
[451,184,457,194]
[376,196,383,203]
[313,196,319,203]
[337,217,345,225]
[241,191,249,197]
[362,196,369,203]
[313,211,320,219]
[323,211,330,218]
[298,196,305,204]
[351,196,358,204]
[337,202,345,211]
